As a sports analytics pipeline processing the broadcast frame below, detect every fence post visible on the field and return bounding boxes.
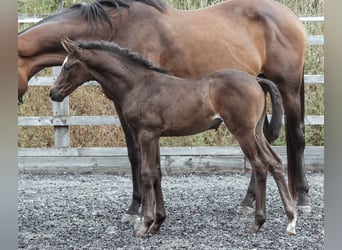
[57,0,63,12]
[52,0,70,148]
[52,66,70,148]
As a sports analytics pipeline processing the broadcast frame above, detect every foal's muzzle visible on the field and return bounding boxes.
[49,88,65,102]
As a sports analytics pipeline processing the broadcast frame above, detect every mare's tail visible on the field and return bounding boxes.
[256,77,284,142]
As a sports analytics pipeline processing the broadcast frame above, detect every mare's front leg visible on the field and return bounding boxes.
[136,130,165,237]
[114,103,143,221]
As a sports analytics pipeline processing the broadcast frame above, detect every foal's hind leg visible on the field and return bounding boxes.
[232,131,269,233]
[240,113,270,214]
[263,141,297,235]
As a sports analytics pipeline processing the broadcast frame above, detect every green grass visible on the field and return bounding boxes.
[18,0,324,148]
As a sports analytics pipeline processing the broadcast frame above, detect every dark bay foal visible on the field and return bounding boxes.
[50,38,296,237]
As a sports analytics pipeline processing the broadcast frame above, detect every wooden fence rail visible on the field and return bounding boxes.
[18,15,324,172]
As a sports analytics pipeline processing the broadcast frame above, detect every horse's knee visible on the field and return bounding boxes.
[269,163,284,181]
[141,166,160,186]
[252,163,268,180]
[141,169,154,186]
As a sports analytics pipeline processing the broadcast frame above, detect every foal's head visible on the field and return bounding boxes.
[49,37,91,102]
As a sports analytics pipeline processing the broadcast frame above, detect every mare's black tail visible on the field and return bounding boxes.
[256,77,284,143]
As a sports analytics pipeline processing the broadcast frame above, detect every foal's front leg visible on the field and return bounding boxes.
[149,143,166,234]
[136,130,165,237]
[114,104,143,221]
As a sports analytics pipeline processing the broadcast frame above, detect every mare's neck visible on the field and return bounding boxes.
[19,53,66,80]
[18,14,113,81]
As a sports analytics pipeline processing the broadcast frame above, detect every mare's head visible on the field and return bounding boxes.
[19,0,168,102]
[50,38,91,102]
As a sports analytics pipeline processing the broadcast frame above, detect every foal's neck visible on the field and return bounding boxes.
[88,52,154,103]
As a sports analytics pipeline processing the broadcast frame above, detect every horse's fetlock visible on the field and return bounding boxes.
[255,210,266,225]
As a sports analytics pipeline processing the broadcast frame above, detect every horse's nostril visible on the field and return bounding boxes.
[49,89,57,100]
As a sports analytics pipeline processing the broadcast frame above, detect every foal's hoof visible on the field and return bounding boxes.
[239,205,254,215]
[286,224,297,236]
[135,231,148,238]
[148,223,161,235]
[249,224,260,234]
[121,213,142,224]
[286,213,297,236]
[135,226,150,238]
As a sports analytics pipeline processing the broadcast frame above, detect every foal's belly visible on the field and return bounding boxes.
[160,118,222,137]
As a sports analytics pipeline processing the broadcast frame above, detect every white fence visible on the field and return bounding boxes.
[18,16,324,172]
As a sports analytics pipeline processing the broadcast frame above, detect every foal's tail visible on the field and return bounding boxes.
[256,77,284,142]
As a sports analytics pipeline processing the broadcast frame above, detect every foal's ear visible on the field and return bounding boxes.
[61,37,78,53]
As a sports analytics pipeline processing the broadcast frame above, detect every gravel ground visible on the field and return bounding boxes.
[18,171,324,249]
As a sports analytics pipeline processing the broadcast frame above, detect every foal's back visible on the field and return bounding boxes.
[123,69,266,137]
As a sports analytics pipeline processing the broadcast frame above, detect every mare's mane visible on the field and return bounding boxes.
[76,40,168,74]
[18,0,167,35]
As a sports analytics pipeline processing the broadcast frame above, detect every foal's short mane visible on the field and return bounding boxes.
[77,40,168,74]
[18,0,167,35]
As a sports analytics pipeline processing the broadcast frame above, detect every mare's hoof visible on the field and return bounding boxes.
[297,193,311,213]
[239,205,254,215]
[297,204,312,213]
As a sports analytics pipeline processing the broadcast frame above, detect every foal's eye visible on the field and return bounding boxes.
[64,64,71,71]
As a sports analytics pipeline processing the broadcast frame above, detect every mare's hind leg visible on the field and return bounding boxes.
[282,90,310,212]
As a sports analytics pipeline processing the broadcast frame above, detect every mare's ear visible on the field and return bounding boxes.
[61,37,78,53]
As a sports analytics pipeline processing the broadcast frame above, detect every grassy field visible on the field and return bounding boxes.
[18,0,324,148]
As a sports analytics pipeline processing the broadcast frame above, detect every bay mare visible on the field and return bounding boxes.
[18,0,310,214]
[50,38,297,237]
